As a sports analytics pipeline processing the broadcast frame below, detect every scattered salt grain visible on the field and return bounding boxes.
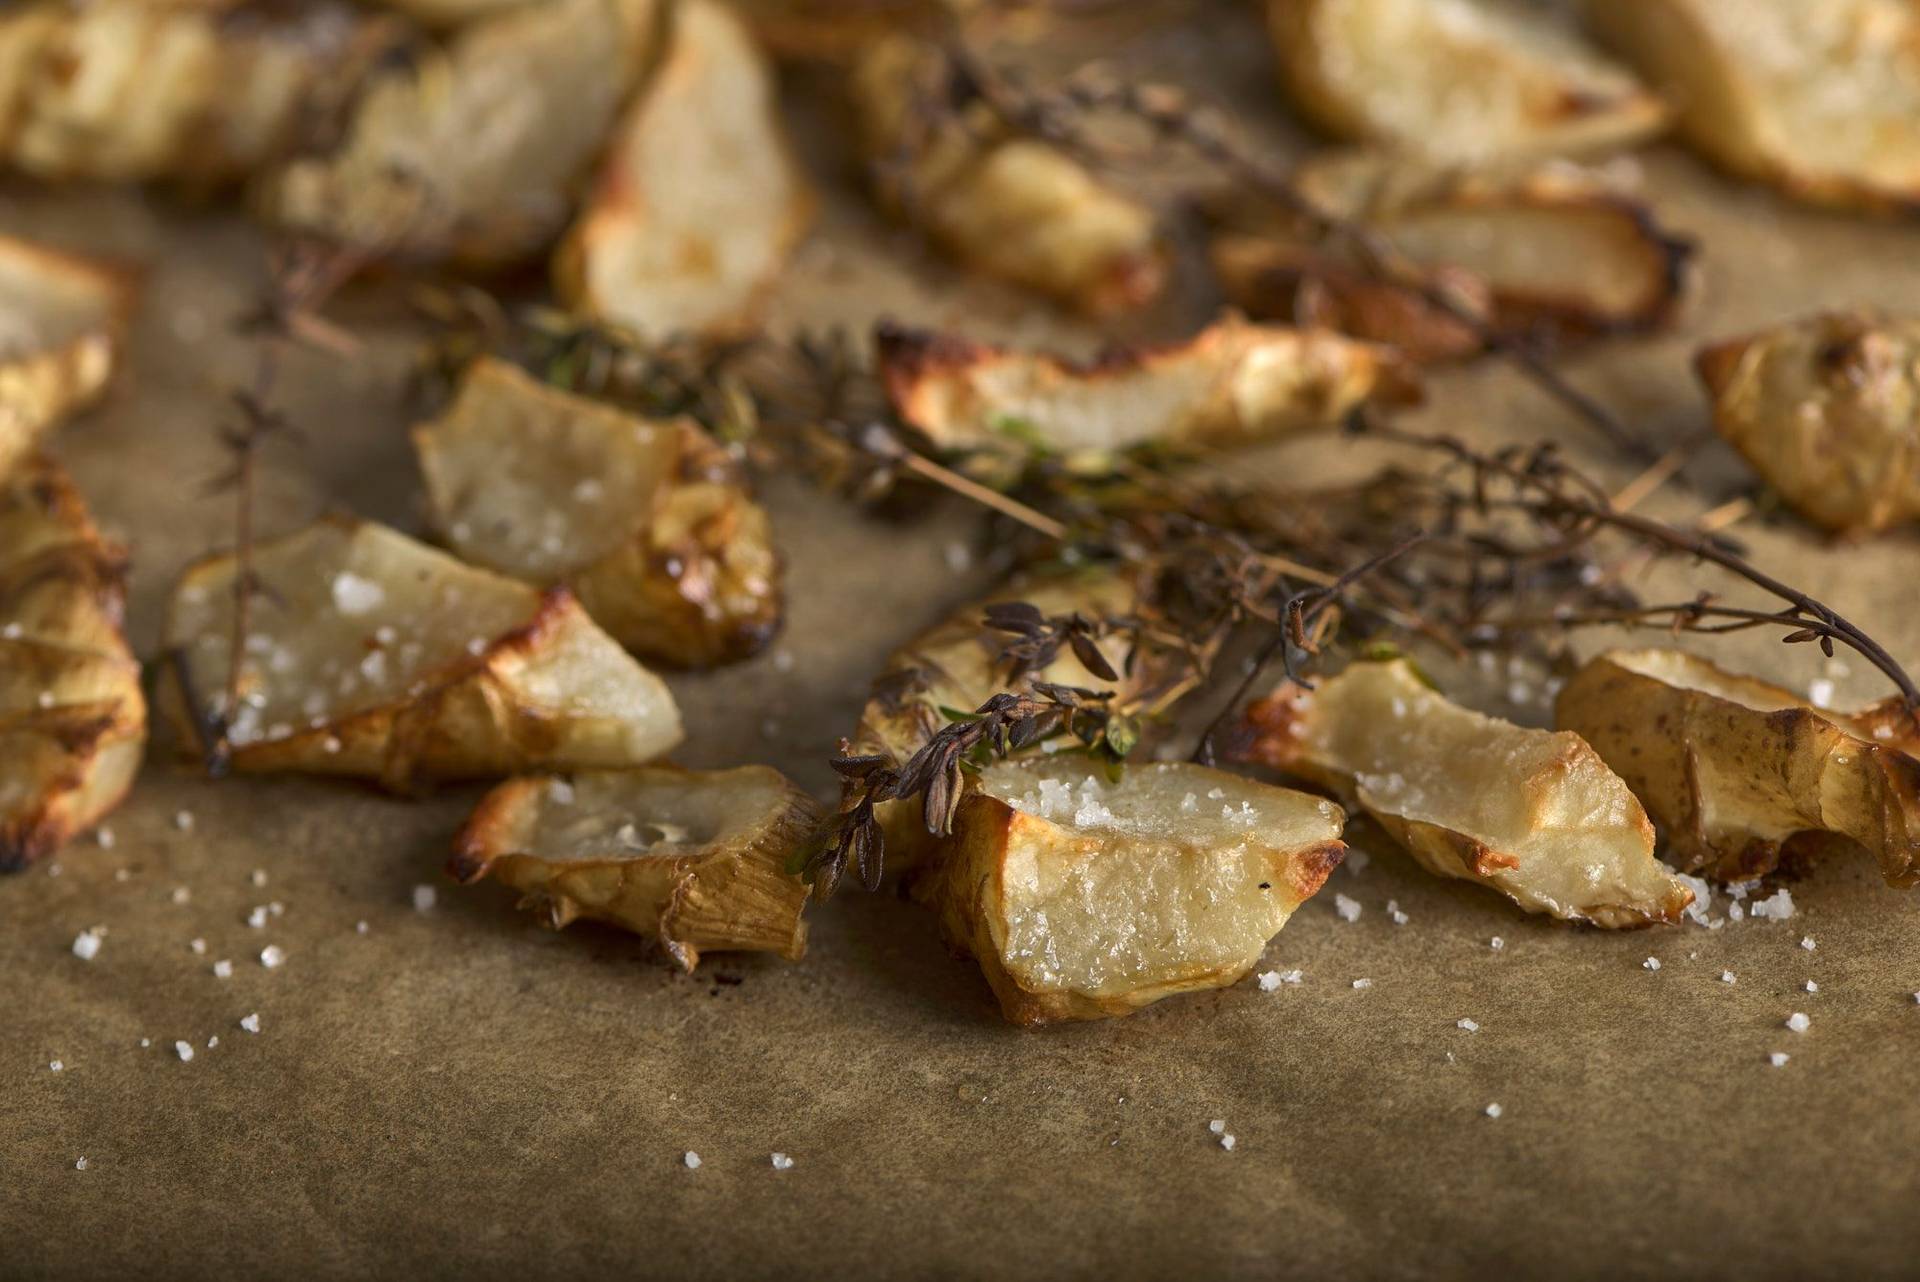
[259,945,286,969]
[355,921,370,935]
[251,870,267,887]
[190,937,207,955]
[206,1036,219,1049]
[1276,969,1303,985]
[330,571,385,615]
[771,650,795,674]
[174,1041,194,1062]
[1351,978,1373,990]
[74,1157,89,1171]
[1808,678,1835,709]
[1769,1052,1790,1067]
[412,884,437,913]
[771,1153,794,1171]
[1456,1018,1479,1032]
[1786,1012,1810,1032]
[683,1152,702,1170]
[240,1013,260,1034]
[1643,957,1661,971]
[1805,980,1819,993]
[1801,936,1817,951]
[1256,971,1283,993]
[246,907,268,929]
[96,828,114,849]
[1334,894,1362,922]
[1208,1119,1226,1134]
[1388,900,1409,926]
[139,1039,149,1048]
[269,901,284,917]
[1489,937,1505,951]
[1750,888,1795,921]
[1219,1134,1237,1151]
[49,1060,63,1072]
[170,887,190,906]
[1484,1103,1503,1119]
[174,810,194,832]
[1720,971,1736,984]
[213,960,233,979]
[71,931,101,961]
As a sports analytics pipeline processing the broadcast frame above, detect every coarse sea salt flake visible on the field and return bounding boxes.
[1769,1052,1790,1067]
[1720,971,1736,984]
[331,571,385,615]
[240,1013,260,1034]
[1334,894,1361,922]
[1219,1134,1236,1151]
[1786,1012,1810,1032]
[1257,971,1283,992]
[1805,980,1819,993]
[259,945,286,969]
[1643,957,1661,971]
[683,1151,701,1170]
[771,1153,794,1170]
[71,931,101,961]
[1352,978,1373,990]
[1208,1119,1226,1134]
[213,960,233,979]
[175,1041,194,1062]
[1801,936,1817,951]
[1489,937,1504,951]
[1484,1103,1503,1119]
[1457,1018,1479,1032]
[413,884,437,912]
[174,810,194,832]
[49,1060,63,1072]
[75,1157,89,1170]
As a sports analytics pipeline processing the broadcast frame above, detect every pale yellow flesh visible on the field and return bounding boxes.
[1272,0,1664,162]
[964,760,1343,1007]
[560,0,808,338]
[1257,659,1689,926]
[509,767,797,863]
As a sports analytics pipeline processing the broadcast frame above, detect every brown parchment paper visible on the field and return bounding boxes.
[5,6,1920,1278]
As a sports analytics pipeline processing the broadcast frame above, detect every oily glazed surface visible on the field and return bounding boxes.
[5,3,1920,1276]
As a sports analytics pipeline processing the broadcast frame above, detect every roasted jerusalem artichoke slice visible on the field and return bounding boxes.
[846,566,1210,871]
[1557,649,1920,887]
[916,760,1346,1026]
[261,0,657,265]
[1234,659,1693,927]
[1268,0,1666,163]
[0,236,133,476]
[1589,0,1920,213]
[1211,156,1692,360]
[0,1,389,185]
[0,457,145,872]
[851,34,1165,315]
[1695,310,1920,536]
[413,358,781,668]
[875,315,1418,460]
[554,0,811,340]
[161,516,683,789]
[451,765,816,967]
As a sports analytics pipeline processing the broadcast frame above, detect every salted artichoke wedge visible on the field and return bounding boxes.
[1234,659,1692,927]
[413,359,780,668]
[0,236,133,476]
[1696,311,1920,536]
[0,457,146,872]
[916,760,1345,1026]
[847,566,1207,870]
[1557,649,1920,887]
[450,765,815,967]
[161,516,683,789]
[851,34,1165,315]
[875,315,1419,460]
[0,1,389,185]
[1211,156,1692,361]
[1589,0,1920,213]
[260,0,658,265]
[555,0,811,340]
[1267,0,1665,164]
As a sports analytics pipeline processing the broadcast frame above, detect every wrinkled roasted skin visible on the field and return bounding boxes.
[413,358,782,668]
[1235,659,1693,927]
[1590,0,1920,212]
[555,0,811,340]
[875,314,1420,459]
[0,236,132,476]
[844,566,1210,871]
[0,1,391,185]
[1557,648,1920,887]
[259,0,658,264]
[851,34,1165,315]
[1211,154,1693,361]
[1268,0,1666,163]
[1696,310,1920,535]
[161,516,683,790]
[0,456,146,872]
[917,760,1346,1025]
[451,765,816,967]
